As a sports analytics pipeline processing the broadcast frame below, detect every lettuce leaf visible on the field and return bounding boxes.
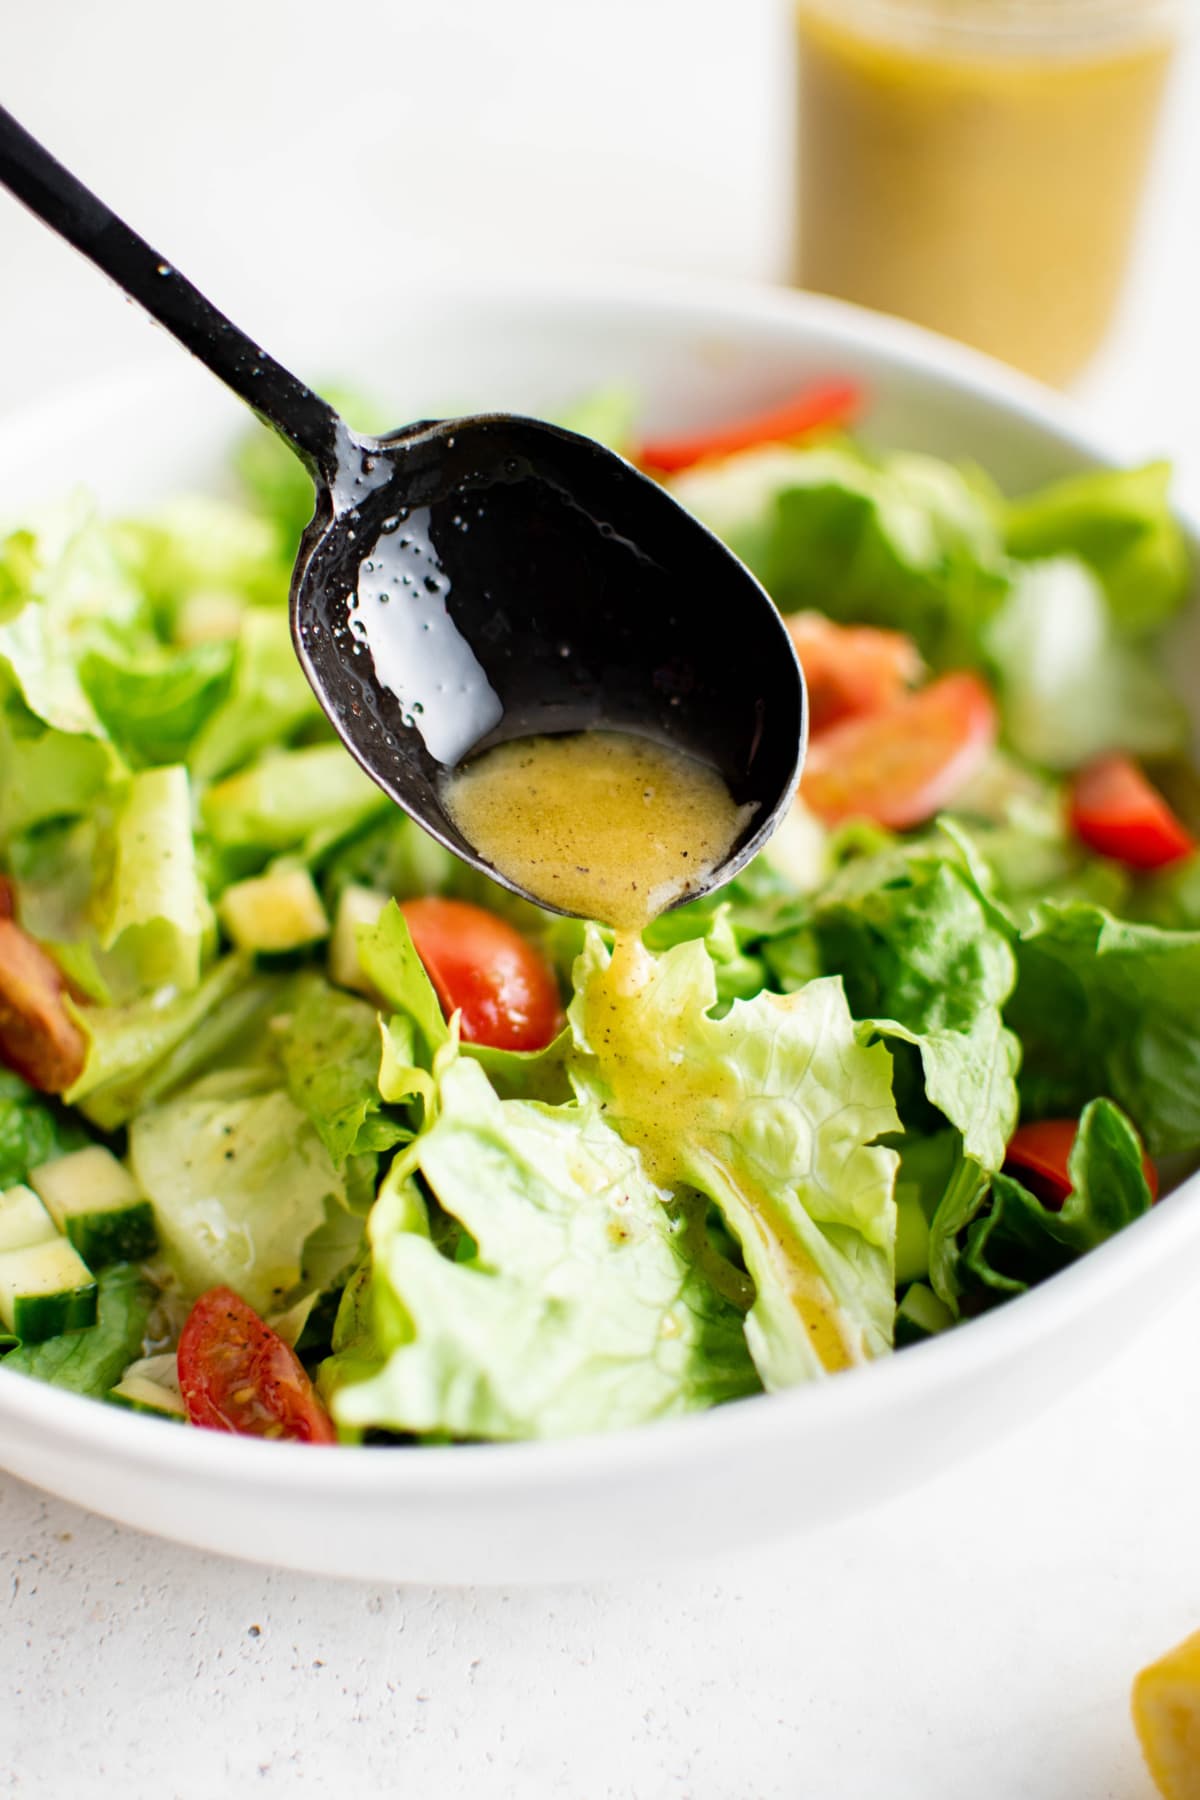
[326,1057,759,1439]
[0,1071,89,1189]
[4,766,211,1006]
[187,608,321,783]
[1004,461,1190,637]
[1009,902,1200,1155]
[129,1076,354,1313]
[939,800,1131,930]
[95,766,212,993]
[0,500,146,738]
[114,495,288,624]
[65,954,278,1130]
[279,974,408,1164]
[2,1263,153,1394]
[958,1099,1153,1298]
[670,443,1010,667]
[201,742,388,856]
[78,640,233,769]
[569,931,900,1388]
[810,849,1020,1170]
[984,558,1187,770]
[0,698,115,844]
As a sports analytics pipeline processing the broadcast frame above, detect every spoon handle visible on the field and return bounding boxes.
[0,105,342,482]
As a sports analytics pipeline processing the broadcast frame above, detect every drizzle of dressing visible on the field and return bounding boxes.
[579,932,863,1375]
[443,727,857,1372]
[441,730,755,931]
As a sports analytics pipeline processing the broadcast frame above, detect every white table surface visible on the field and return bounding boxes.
[3,4,1200,1794]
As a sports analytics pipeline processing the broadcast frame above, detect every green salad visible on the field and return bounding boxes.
[0,386,1195,1444]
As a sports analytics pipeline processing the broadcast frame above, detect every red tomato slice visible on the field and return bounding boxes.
[177,1288,336,1443]
[1005,1117,1159,1207]
[401,897,563,1052]
[800,671,997,830]
[638,379,863,474]
[787,612,922,737]
[1068,754,1195,871]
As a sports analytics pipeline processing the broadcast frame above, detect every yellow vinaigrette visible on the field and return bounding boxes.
[442,729,753,930]
[1133,1629,1200,1799]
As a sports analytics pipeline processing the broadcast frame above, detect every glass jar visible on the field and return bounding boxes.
[794,0,1183,384]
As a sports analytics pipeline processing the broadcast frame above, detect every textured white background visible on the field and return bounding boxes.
[3,4,1200,1795]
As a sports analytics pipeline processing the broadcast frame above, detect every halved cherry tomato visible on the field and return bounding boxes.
[1005,1117,1158,1208]
[787,612,922,737]
[1068,754,1195,871]
[177,1288,336,1443]
[800,671,997,829]
[638,379,863,475]
[401,897,563,1052]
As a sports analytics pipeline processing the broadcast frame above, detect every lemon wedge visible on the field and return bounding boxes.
[1133,1629,1200,1798]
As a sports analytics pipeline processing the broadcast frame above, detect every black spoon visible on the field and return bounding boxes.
[0,106,806,916]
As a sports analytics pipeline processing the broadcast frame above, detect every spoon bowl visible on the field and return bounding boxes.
[0,106,806,916]
[294,412,805,911]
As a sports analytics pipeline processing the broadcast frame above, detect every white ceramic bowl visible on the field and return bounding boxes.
[1,276,1196,1585]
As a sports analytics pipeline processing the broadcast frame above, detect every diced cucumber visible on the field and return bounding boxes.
[0,1183,59,1255]
[219,866,330,954]
[30,1146,157,1268]
[329,885,389,994]
[110,1351,186,1419]
[0,1236,97,1343]
[895,1282,955,1348]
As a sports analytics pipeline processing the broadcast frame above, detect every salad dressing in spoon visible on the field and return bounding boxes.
[441,729,755,931]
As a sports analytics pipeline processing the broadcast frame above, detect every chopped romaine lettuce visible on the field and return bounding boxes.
[568,930,900,1387]
[1004,461,1190,637]
[985,558,1187,770]
[957,1098,1153,1299]
[809,849,1020,1170]
[0,499,146,738]
[279,974,409,1164]
[96,766,213,994]
[78,639,233,770]
[326,1057,759,1438]
[671,442,1010,667]
[0,1070,89,1190]
[201,743,388,856]
[1009,902,1200,1156]
[64,954,277,1131]
[187,608,320,783]
[130,1076,353,1314]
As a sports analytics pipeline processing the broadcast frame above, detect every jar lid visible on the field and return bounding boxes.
[799,0,1185,56]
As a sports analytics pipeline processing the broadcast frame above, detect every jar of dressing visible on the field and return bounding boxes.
[794,0,1183,384]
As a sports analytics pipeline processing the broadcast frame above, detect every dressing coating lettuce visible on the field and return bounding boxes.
[326,1056,759,1439]
[568,931,900,1387]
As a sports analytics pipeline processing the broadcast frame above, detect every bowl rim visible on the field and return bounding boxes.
[1,269,1195,1504]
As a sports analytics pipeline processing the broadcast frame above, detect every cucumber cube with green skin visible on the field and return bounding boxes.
[0,1236,97,1342]
[110,1353,186,1418]
[218,866,330,954]
[0,1184,59,1255]
[329,885,389,995]
[29,1146,158,1268]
